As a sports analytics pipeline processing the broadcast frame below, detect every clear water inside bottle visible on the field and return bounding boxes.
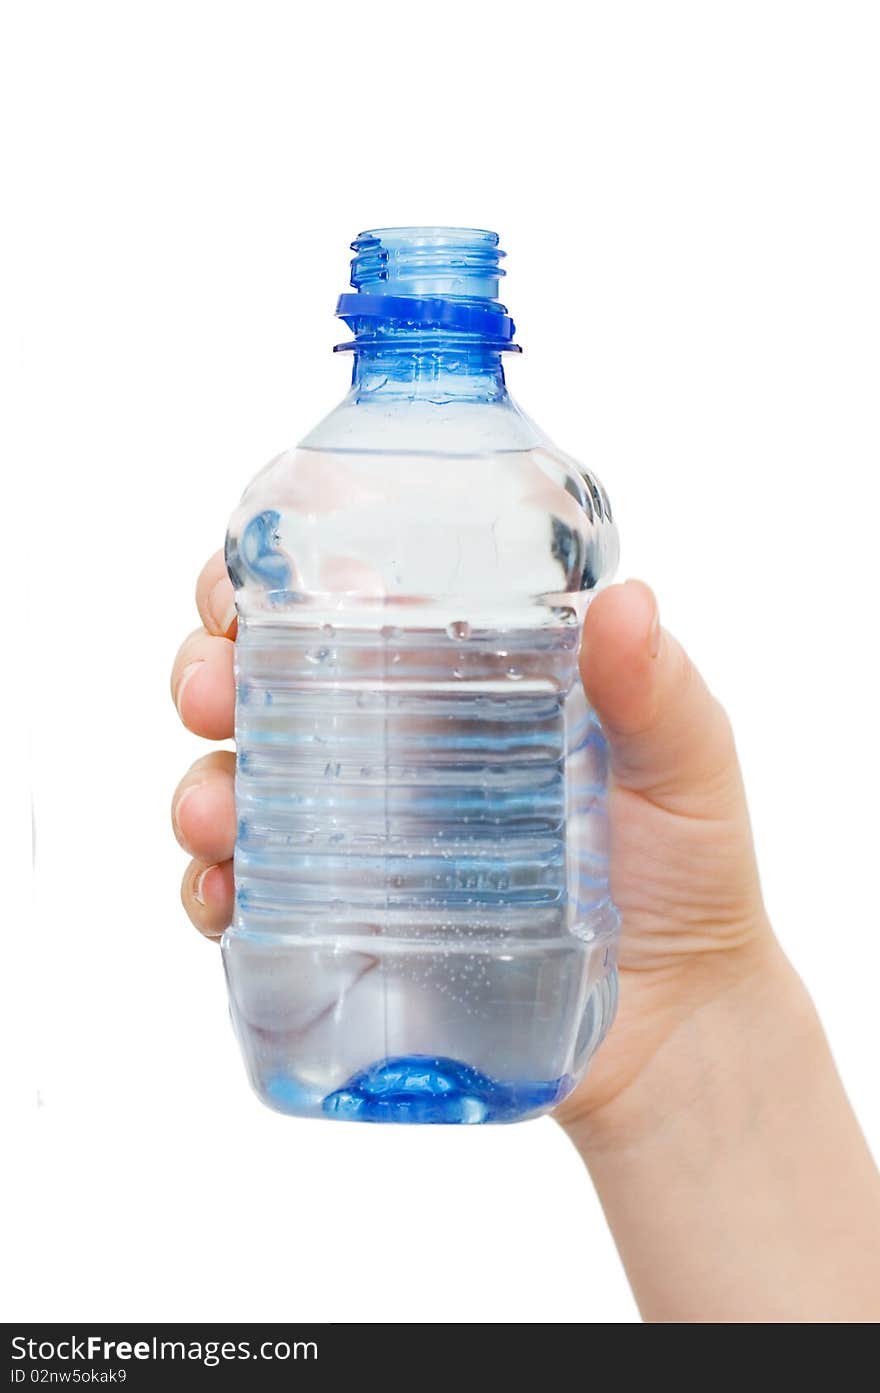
[223,439,620,1123]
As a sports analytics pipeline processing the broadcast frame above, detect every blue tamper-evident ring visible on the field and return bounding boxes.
[335,293,517,343]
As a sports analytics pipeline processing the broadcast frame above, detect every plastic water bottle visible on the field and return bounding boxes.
[223,228,620,1123]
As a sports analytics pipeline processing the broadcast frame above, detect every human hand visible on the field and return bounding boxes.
[171,554,880,1320]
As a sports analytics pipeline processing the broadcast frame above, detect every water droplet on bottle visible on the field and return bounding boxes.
[507,666,523,680]
[306,647,331,665]
[321,623,335,636]
[453,667,464,679]
[446,619,471,641]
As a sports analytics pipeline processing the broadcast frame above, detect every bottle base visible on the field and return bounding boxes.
[224,910,620,1125]
[263,1054,573,1125]
[231,960,619,1125]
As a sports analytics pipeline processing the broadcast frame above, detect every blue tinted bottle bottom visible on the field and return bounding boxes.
[264,1055,573,1125]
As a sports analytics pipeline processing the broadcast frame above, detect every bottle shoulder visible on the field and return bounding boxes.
[235,389,614,522]
[298,385,546,454]
[227,398,619,609]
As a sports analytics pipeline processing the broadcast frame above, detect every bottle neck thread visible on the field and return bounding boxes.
[349,228,505,299]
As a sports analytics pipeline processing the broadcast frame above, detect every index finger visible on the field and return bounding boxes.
[196,548,237,638]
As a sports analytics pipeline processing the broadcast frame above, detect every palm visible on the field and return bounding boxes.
[557,589,766,1126]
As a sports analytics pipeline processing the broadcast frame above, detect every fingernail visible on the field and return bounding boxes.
[208,578,237,636]
[193,865,217,906]
[172,783,200,842]
[175,661,203,719]
[649,602,662,659]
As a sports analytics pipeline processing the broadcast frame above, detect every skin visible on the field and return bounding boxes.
[171,555,880,1321]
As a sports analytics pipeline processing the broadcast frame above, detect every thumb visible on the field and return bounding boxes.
[580,580,743,818]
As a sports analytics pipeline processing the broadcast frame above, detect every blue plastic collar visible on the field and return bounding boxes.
[335,293,516,342]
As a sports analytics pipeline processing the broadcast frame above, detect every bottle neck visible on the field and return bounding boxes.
[349,341,508,403]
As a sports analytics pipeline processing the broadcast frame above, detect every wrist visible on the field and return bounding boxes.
[557,936,880,1322]
[558,929,814,1160]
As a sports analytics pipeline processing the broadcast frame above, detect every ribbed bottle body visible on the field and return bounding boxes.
[223,439,619,1122]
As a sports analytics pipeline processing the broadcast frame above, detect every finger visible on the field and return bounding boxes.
[580,580,743,817]
[181,858,235,939]
[196,549,237,638]
[171,628,235,739]
[172,751,236,864]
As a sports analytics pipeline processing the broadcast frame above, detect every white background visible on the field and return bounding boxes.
[4,1,879,1323]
